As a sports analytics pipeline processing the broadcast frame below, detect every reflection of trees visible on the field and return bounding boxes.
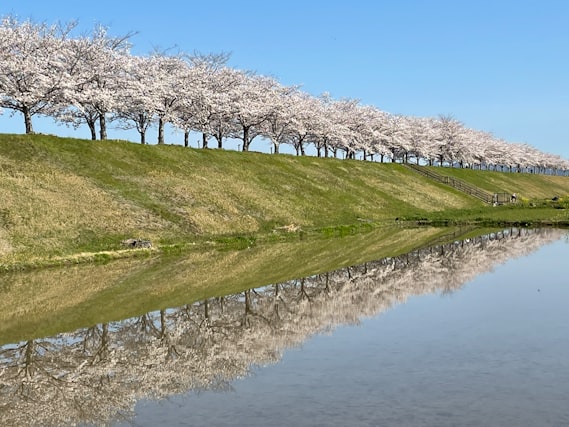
[0,228,565,426]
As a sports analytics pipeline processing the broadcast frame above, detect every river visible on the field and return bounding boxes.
[1,227,568,426]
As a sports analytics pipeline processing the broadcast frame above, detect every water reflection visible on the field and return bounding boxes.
[0,227,565,426]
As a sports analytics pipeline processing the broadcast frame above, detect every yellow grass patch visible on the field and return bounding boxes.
[372,172,475,211]
[0,232,12,256]
[0,165,176,255]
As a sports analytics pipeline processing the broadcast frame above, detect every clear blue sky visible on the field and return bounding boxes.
[2,0,568,159]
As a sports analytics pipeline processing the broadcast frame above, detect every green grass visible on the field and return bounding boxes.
[428,166,569,200]
[1,133,569,269]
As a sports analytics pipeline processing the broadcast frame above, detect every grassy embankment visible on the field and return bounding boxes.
[1,133,568,270]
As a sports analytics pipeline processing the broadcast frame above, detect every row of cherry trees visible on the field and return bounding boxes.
[1,16,568,173]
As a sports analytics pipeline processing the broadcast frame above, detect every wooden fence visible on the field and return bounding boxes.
[403,164,512,205]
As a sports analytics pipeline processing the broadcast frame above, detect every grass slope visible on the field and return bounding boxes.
[430,166,569,200]
[1,134,568,267]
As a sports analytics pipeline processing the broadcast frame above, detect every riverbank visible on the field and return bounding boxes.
[1,134,568,270]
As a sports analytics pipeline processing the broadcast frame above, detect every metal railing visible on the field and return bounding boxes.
[403,164,507,204]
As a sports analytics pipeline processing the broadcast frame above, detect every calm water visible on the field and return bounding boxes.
[1,228,568,426]
[118,229,569,427]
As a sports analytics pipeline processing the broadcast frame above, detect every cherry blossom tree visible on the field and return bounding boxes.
[312,94,353,158]
[170,65,204,147]
[482,137,511,170]
[190,53,234,149]
[228,72,280,152]
[284,91,323,156]
[384,113,410,162]
[114,55,157,144]
[463,129,492,169]
[404,116,436,164]
[453,126,480,167]
[259,85,304,154]
[363,106,391,162]
[149,53,189,145]
[328,98,364,159]
[0,16,75,134]
[433,114,467,166]
[173,59,237,149]
[55,25,133,140]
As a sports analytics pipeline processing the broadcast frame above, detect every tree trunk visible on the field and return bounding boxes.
[202,132,208,149]
[242,126,250,151]
[87,118,97,140]
[214,134,223,149]
[244,291,251,315]
[184,130,189,147]
[158,117,165,144]
[23,106,34,134]
[23,340,35,377]
[204,299,209,319]
[273,142,279,154]
[100,323,109,360]
[140,130,146,145]
[160,310,167,337]
[99,114,107,140]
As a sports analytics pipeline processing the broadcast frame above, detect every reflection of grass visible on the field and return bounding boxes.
[0,225,477,344]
